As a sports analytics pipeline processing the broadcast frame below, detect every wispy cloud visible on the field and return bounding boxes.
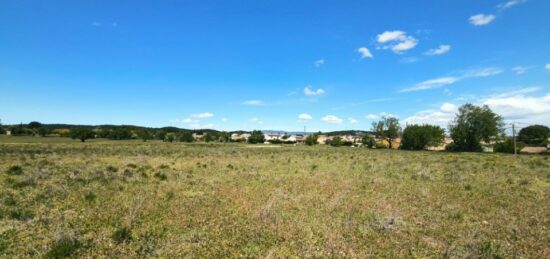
[424,45,451,56]
[376,30,418,53]
[243,100,264,106]
[321,115,343,124]
[512,66,527,75]
[249,117,264,124]
[348,117,358,124]
[497,0,527,9]
[91,21,102,27]
[401,67,502,92]
[191,112,214,118]
[314,59,325,67]
[545,64,550,71]
[351,97,399,107]
[304,87,325,96]
[357,47,374,59]
[469,14,496,26]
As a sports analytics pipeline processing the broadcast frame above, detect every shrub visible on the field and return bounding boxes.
[106,166,118,173]
[494,139,523,154]
[304,134,319,146]
[329,136,343,147]
[154,172,167,181]
[6,165,23,175]
[362,135,376,148]
[112,226,133,244]
[44,235,81,259]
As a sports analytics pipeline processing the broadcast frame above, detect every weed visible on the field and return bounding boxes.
[154,172,167,181]
[44,234,80,258]
[112,226,133,244]
[6,166,23,175]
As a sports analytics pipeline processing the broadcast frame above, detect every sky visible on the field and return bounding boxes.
[1,0,550,132]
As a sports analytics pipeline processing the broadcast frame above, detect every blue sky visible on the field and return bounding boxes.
[1,0,549,131]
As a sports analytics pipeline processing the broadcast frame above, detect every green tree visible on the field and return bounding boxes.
[518,125,550,147]
[448,104,504,152]
[204,133,215,142]
[304,134,318,146]
[137,130,152,142]
[71,128,95,142]
[219,132,231,142]
[329,136,343,147]
[179,132,194,142]
[400,124,445,150]
[361,135,376,148]
[372,117,401,149]
[37,127,50,137]
[28,121,42,129]
[248,130,265,144]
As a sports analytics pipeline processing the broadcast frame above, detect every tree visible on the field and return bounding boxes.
[178,132,194,142]
[329,136,343,147]
[448,104,504,152]
[518,125,550,147]
[137,130,152,142]
[204,133,215,142]
[361,135,376,148]
[71,128,95,142]
[400,124,445,150]
[372,117,401,149]
[28,121,42,129]
[37,127,50,137]
[248,130,265,144]
[220,132,231,142]
[304,134,318,146]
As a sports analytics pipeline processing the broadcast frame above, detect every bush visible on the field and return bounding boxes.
[112,226,133,244]
[304,134,318,146]
[6,165,23,175]
[329,136,343,147]
[70,128,95,142]
[362,135,376,148]
[494,139,523,154]
[44,235,81,259]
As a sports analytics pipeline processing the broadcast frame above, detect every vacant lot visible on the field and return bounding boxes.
[1,140,549,257]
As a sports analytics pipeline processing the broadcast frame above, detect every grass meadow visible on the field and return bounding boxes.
[1,138,549,257]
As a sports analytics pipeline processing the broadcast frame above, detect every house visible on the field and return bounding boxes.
[264,133,283,142]
[192,133,204,141]
[520,147,548,154]
[231,133,251,142]
[317,135,330,144]
[5,130,11,136]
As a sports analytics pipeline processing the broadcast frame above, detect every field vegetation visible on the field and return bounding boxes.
[1,140,549,257]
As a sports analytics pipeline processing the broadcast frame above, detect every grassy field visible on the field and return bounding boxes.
[0,139,549,257]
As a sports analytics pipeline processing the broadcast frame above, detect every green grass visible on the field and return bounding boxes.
[0,141,549,257]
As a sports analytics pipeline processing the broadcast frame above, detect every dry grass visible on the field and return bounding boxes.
[1,141,549,257]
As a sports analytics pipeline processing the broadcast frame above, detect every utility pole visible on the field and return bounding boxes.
[512,123,517,156]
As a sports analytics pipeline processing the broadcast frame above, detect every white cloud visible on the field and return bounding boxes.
[545,64,550,71]
[348,118,358,124]
[497,0,527,9]
[440,103,457,113]
[376,30,418,53]
[401,77,459,92]
[321,115,343,124]
[91,21,102,27]
[377,31,406,43]
[404,103,458,128]
[304,87,325,96]
[424,45,451,56]
[314,59,325,67]
[469,14,496,26]
[221,118,228,122]
[512,66,527,75]
[191,112,214,118]
[483,90,550,124]
[243,100,264,106]
[402,67,502,92]
[357,47,374,59]
[298,113,313,122]
[365,114,379,120]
